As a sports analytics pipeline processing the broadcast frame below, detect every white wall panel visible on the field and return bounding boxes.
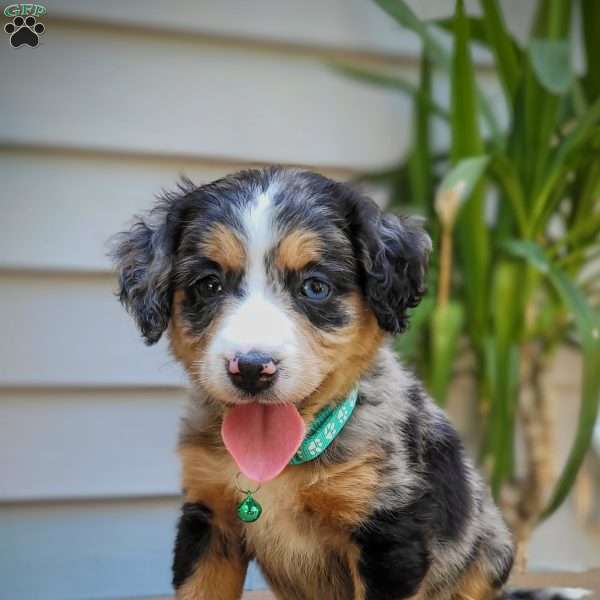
[0,23,413,170]
[0,273,185,387]
[0,389,185,500]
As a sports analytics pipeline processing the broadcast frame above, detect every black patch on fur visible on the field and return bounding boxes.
[179,260,244,335]
[377,439,400,478]
[353,507,431,599]
[356,390,383,407]
[341,190,431,335]
[172,502,213,589]
[400,411,421,468]
[110,188,192,344]
[406,383,426,410]
[422,418,472,541]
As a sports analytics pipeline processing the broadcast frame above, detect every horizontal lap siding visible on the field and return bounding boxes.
[0,273,185,387]
[44,0,536,59]
[0,149,354,272]
[0,389,184,500]
[47,0,421,57]
[0,22,413,170]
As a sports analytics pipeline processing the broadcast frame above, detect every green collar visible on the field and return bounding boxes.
[290,386,359,465]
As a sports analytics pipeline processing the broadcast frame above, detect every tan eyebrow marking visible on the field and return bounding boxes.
[275,229,323,271]
[200,223,246,271]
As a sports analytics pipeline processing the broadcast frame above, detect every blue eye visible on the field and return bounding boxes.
[301,277,331,301]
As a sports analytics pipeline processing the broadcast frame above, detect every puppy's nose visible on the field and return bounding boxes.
[228,352,278,394]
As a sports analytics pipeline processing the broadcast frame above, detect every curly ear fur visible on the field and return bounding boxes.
[348,194,431,334]
[109,191,189,345]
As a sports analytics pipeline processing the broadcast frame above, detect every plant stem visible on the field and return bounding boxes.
[437,225,452,307]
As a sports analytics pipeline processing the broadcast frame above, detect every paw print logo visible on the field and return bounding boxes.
[4,15,45,47]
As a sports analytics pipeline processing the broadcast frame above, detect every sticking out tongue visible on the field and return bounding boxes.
[221,403,305,482]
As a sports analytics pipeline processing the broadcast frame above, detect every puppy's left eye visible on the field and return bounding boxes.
[301,277,331,301]
[195,274,224,298]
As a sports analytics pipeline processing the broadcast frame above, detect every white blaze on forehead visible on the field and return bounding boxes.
[213,186,297,357]
[243,190,275,292]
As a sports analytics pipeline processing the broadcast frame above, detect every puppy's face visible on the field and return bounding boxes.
[112,168,430,408]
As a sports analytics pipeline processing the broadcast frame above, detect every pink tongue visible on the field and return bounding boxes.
[221,403,305,482]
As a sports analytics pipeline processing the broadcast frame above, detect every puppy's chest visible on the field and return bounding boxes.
[182,444,380,596]
[243,471,362,599]
[243,474,340,557]
[244,460,381,595]
[243,457,379,552]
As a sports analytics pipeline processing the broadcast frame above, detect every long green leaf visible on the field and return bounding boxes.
[451,3,484,159]
[408,54,435,213]
[480,0,522,101]
[329,63,450,120]
[430,301,465,406]
[504,240,600,519]
[582,0,600,101]
[373,0,501,141]
[532,0,572,40]
[549,213,600,254]
[521,2,573,198]
[487,343,520,495]
[478,89,503,147]
[529,96,600,235]
[451,0,489,351]
[435,15,488,46]
[488,259,528,493]
[489,153,528,235]
[572,162,600,232]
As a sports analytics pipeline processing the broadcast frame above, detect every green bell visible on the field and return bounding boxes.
[237,493,262,523]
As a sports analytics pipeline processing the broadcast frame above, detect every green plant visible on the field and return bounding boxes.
[335,0,600,548]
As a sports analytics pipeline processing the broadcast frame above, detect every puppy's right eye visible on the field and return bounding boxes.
[300,276,331,301]
[195,274,224,298]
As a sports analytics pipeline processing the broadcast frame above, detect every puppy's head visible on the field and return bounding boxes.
[111,168,430,408]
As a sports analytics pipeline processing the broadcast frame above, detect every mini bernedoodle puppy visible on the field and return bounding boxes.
[112,167,587,600]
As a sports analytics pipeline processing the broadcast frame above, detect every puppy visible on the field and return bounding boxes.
[111,167,582,600]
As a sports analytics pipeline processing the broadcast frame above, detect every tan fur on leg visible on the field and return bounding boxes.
[453,561,496,600]
[176,555,247,600]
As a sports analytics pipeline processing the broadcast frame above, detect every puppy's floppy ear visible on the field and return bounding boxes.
[110,195,187,345]
[348,193,431,334]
